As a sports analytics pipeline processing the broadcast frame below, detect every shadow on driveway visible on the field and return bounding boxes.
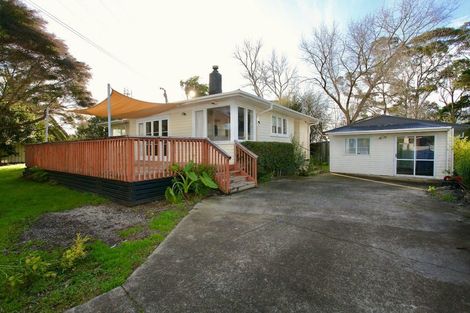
[68,174,470,313]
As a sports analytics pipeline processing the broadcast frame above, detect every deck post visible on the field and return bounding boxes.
[107,83,112,137]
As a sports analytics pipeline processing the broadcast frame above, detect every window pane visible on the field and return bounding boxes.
[145,122,152,136]
[238,107,245,140]
[416,136,434,160]
[153,121,159,136]
[161,120,168,136]
[272,116,277,133]
[357,138,370,155]
[277,117,282,134]
[397,136,414,159]
[397,160,414,175]
[207,106,230,141]
[247,109,253,140]
[345,138,356,154]
[282,119,287,135]
[416,161,434,176]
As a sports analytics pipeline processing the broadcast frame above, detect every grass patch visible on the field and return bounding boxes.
[118,225,145,239]
[0,165,189,312]
[0,165,106,251]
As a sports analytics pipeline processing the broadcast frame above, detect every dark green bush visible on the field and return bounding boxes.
[454,137,470,187]
[241,141,300,180]
[23,167,49,183]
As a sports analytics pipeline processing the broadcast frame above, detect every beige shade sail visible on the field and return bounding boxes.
[73,89,178,119]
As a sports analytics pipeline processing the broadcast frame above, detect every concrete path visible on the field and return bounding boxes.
[68,174,470,313]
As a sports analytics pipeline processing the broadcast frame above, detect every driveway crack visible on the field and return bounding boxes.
[121,285,145,313]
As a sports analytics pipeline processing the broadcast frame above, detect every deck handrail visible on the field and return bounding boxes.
[25,137,231,194]
[234,141,258,185]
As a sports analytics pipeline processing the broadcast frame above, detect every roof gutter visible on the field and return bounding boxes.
[326,126,452,136]
[258,103,273,116]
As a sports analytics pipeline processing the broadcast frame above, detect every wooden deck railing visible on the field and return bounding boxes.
[25,137,231,193]
[234,141,258,185]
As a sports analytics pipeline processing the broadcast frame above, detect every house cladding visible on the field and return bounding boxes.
[326,115,464,180]
[329,131,451,178]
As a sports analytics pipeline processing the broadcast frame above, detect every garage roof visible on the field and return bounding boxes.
[326,115,469,134]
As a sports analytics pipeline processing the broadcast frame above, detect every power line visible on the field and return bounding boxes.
[23,0,148,80]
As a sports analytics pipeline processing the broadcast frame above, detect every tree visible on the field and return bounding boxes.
[179,76,208,99]
[285,91,331,142]
[75,117,107,139]
[0,0,92,156]
[300,0,454,124]
[234,39,298,101]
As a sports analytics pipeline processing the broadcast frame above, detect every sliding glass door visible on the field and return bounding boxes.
[396,135,434,176]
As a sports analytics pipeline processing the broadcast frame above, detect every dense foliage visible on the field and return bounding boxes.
[454,137,470,186]
[165,162,218,203]
[0,0,92,156]
[241,141,305,180]
[179,76,208,99]
[75,117,108,139]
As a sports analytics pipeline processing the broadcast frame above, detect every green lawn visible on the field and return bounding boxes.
[0,165,189,312]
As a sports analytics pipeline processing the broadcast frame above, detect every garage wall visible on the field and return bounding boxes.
[329,130,450,179]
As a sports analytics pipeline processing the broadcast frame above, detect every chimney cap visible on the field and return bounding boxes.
[212,65,219,70]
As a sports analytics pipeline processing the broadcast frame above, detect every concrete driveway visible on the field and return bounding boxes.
[69,174,470,313]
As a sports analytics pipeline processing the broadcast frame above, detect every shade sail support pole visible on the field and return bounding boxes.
[107,83,112,137]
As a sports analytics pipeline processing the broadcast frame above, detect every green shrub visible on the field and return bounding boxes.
[23,167,49,182]
[241,141,306,180]
[165,162,218,203]
[454,137,470,186]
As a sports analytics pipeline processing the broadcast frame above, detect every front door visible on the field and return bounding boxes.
[396,135,435,177]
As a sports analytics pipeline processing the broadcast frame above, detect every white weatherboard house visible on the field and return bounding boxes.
[326,115,468,180]
[76,66,315,162]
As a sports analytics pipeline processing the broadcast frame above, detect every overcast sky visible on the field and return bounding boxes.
[23,0,470,105]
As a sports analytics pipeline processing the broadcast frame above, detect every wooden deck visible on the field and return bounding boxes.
[25,136,232,194]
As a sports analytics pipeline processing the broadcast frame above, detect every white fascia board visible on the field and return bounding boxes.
[176,90,317,123]
[326,127,452,136]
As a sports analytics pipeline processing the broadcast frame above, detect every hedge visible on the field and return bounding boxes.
[454,137,470,186]
[241,141,301,180]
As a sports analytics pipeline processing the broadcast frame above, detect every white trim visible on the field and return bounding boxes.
[327,127,451,136]
[271,114,289,137]
[175,90,316,122]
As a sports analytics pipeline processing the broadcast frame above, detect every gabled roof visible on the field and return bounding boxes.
[73,89,316,122]
[326,115,468,134]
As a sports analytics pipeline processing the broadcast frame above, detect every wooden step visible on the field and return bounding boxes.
[230,175,248,184]
[230,180,256,193]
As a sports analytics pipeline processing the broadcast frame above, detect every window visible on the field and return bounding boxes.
[247,109,254,140]
[161,119,168,136]
[238,107,255,141]
[357,138,370,154]
[345,138,370,155]
[138,118,169,137]
[396,135,434,176]
[238,107,245,140]
[207,106,230,141]
[272,115,287,135]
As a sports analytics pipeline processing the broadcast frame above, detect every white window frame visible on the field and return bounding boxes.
[345,137,370,155]
[237,106,255,141]
[271,114,288,137]
[136,116,169,137]
[395,135,435,177]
